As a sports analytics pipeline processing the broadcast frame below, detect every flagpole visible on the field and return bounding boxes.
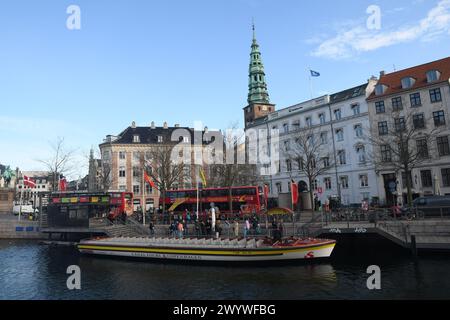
[19,174,23,222]
[142,166,146,226]
[308,67,313,99]
[196,165,199,221]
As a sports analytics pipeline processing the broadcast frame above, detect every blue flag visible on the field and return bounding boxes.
[310,70,320,77]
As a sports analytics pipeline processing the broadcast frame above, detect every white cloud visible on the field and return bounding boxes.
[311,0,450,60]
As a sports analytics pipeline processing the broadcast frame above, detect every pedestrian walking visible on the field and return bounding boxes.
[244,218,250,238]
[149,221,155,236]
[233,220,239,238]
[177,221,184,239]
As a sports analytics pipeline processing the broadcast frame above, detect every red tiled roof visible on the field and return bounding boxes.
[367,56,450,100]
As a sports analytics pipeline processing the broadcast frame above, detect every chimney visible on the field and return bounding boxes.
[380,70,385,77]
[163,122,168,129]
[151,121,155,129]
[174,124,180,128]
[131,121,136,129]
[204,126,209,133]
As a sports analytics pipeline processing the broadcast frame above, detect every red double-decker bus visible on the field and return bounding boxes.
[49,191,133,223]
[160,186,266,216]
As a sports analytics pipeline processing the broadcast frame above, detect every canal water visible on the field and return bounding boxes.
[1,238,450,300]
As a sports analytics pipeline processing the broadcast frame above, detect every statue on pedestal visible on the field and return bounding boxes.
[1,166,16,188]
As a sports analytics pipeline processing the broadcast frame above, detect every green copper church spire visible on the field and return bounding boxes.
[248,23,270,104]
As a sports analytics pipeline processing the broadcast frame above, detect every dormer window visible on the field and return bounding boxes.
[426,70,441,83]
[133,135,140,143]
[375,84,387,96]
[157,136,163,143]
[401,77,415,89]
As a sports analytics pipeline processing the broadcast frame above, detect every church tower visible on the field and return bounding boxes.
[244,24,276,128]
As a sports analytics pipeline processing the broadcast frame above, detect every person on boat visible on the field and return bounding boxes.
[194,221,200,237]
[233,220,239,238]
[186,210,191,226]
[278,222,284,240]
[200,220,206,236]
[205,220,212,236]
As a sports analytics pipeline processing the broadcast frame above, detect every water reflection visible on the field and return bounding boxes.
[1,240,450,300]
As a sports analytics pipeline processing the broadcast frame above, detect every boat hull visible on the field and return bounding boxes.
[78,239,336,262]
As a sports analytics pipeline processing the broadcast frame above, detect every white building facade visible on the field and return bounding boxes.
[246,80,380,206]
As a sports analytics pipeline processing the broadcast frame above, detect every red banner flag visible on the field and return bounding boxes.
[291,180,298,205]
[23,176,36,188]
[59,177,67,191]
[144,171,156,189]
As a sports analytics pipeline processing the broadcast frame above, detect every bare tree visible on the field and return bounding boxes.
[144,145,188,214]
[208,125,258,212]
[38,137,76,191]
[367,110,443,206]
[285,126,335,210]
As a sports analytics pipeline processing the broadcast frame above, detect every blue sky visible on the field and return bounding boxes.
[1,0,450,179]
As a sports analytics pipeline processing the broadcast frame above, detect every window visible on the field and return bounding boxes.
[119,185,127,191]
[442,169,450,187]
[351,104,360,115]
[437,136,450,156]
[283,123,289,133]
[276,183,282,193]
[410,93,421,107]
[133,135,140,143]
[292,121,300,131]
[319,113,326,124]
[338,150,346,165]
[413,114,425,129]
[324,177,332,190]
[378,121,388,135]
[305,117,312,127]
[401,77,415,89]
[133,166,140,178]
[307,135,314,146]
[416,139,429,158]
[145,184,153,194]
[119,167,126,178]
[354,124,363,137]
[430,88,442,103]
[433,111,446,127]
[157,135,163,143]
[381,145,392,162]
[322,157,330,168]
[133,185,140,195]
[334,109,342,120]
[340,176,349,189]
[394,117,406,132]
[311,180,318,191]
[426,70,440,83]
[375,84,386,96]
[119,151,126,160]
[309,158,317,169]
[375,101,385,114]
[420,170,433,188]
[320,132,328,144]
[392,97,403,111]
[336,129,344,142]
[283,140,290,151]
[286,160,292,172]
[360,174,369,187]
[356,145,366,163]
